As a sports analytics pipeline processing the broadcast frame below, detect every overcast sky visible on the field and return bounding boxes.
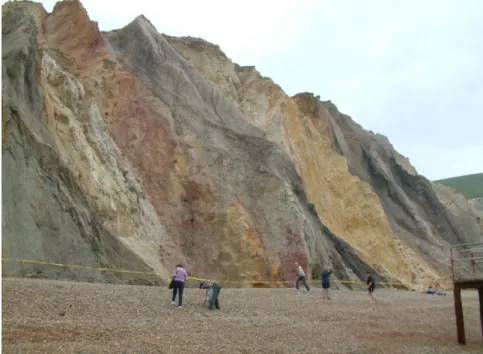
[25,0,483,180]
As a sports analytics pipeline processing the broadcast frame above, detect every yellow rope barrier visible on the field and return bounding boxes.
[1,258,406,286]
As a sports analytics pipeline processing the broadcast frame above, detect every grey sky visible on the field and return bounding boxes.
[20,0,483,180]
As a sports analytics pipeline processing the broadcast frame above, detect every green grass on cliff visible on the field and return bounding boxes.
[434,172,483,199]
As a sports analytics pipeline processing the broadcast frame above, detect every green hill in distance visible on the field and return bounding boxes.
[434,172,483,199]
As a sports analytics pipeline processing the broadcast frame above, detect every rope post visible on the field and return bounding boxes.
[1,251,6,277]
[20,260,25,278]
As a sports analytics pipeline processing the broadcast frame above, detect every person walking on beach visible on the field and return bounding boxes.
[321,266,333,299]
[366,271,376,303]
[200,281,222,310]
[294,262,310,292]
[171,264,188,308]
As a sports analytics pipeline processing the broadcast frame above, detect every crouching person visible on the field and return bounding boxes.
[200,281,222,310]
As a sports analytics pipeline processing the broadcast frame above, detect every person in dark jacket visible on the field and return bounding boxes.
[366,271,376,303]
[321,266,333,299]
[200,281,222,310]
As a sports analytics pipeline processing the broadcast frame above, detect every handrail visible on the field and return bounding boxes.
[450,241,483,283]
[450,241,483,248]
[451,256,483,262]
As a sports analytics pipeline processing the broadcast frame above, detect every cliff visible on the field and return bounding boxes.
[2,1,481,289]
[432,184,483,240]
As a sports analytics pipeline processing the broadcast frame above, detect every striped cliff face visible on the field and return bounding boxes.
[2,0,480,289]
[165,35,483,288]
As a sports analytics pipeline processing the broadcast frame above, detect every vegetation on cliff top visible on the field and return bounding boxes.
[434,173,483,199]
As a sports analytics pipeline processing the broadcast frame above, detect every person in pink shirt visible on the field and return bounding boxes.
[171,264,188,308]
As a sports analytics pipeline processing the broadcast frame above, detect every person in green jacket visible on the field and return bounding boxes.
[200,281,222,310]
